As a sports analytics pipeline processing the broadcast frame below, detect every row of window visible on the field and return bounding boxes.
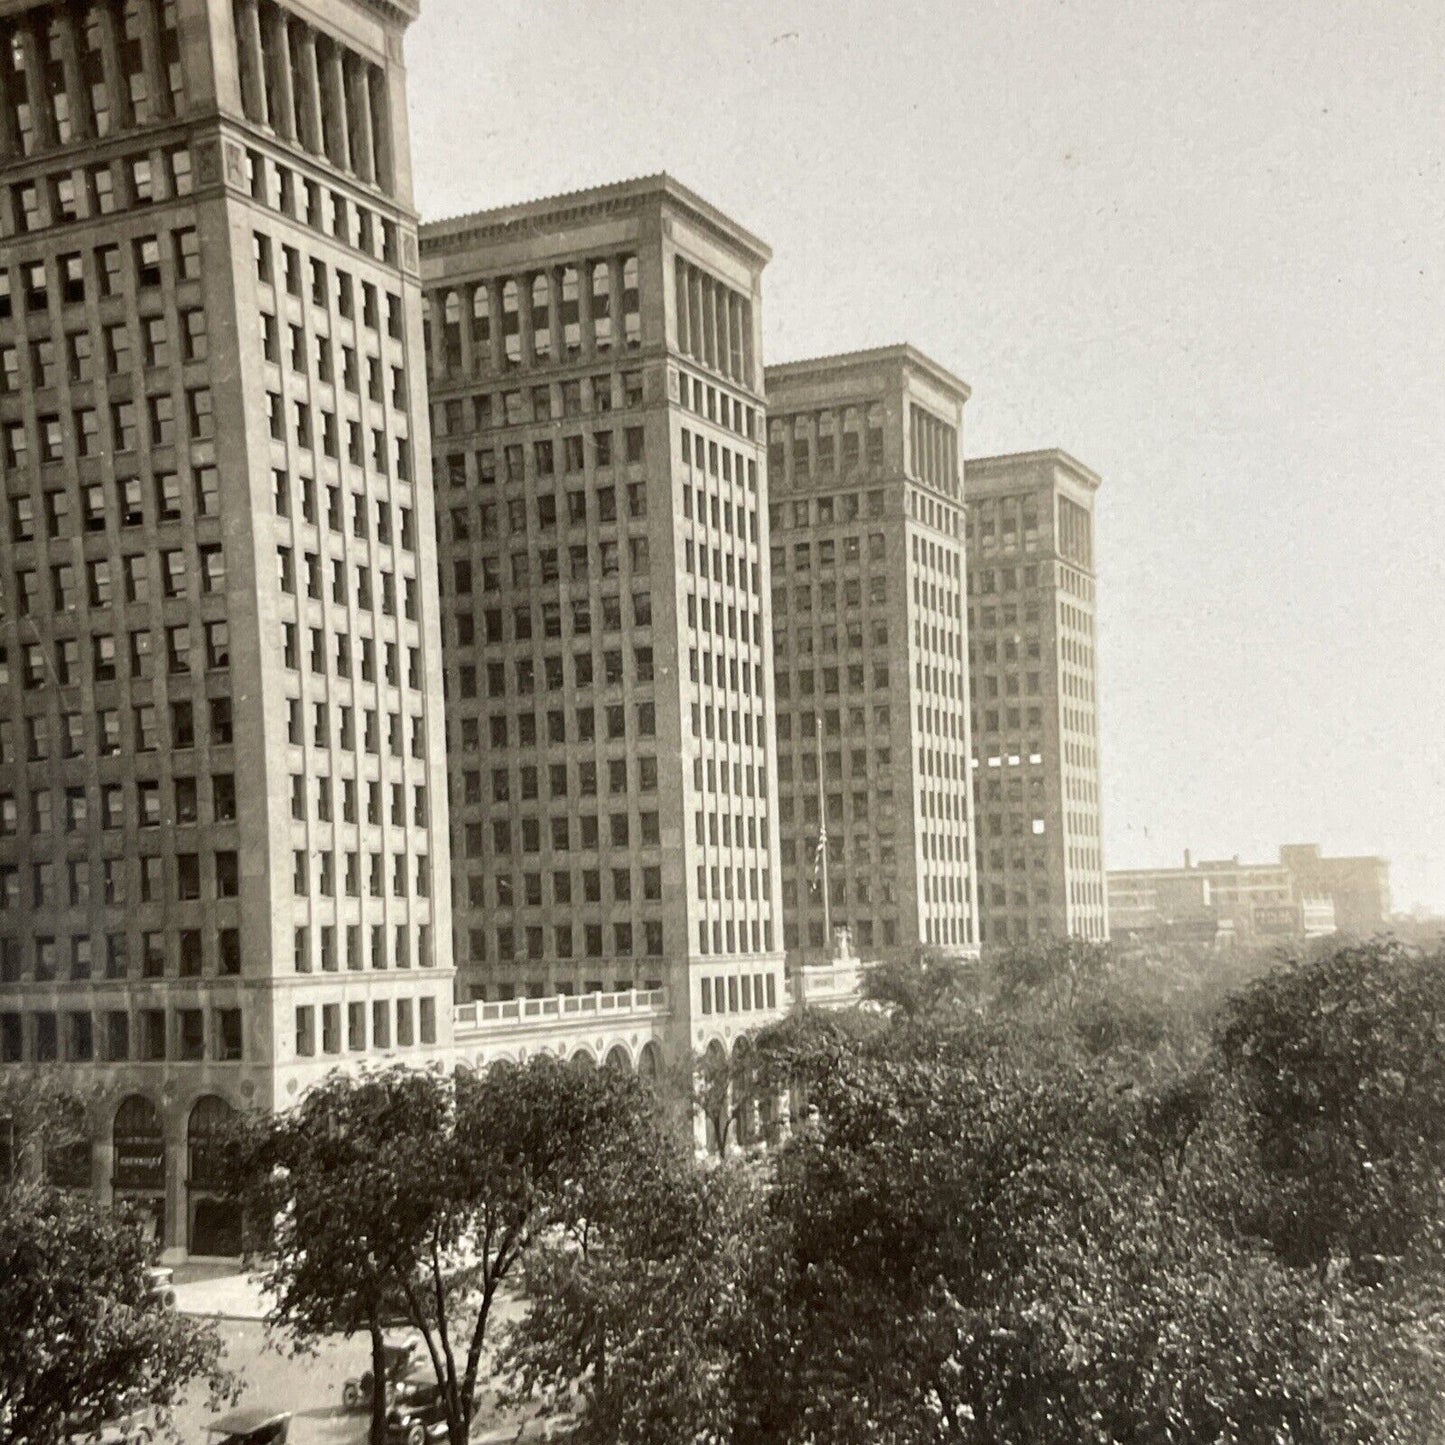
[439,426,645,488]
[0,773,234,834]
[7,144,193,238]
[767,406,885,485]
[462,864,663,909]
[0,1007,242,1067]
[8,467,220,544]
[775,663,892,700]
[452,534,652,593]
[436,371,641,435]
[460,600,654,667]
[2,1,186,157]
[3,386,214,466]
[293,922,434,975]
[772,575,889,613]
[698,970,776,1016]
[0,927,238,982]
[2,305,205,394]
[0,849,237,908]
[295,995,439,1058]
[13,542,224,612]
[696,918,773,956]
[462,702,657,753]
[4,622,231,691]
[0,696,231,768]
[476,811,663,856]
[425,255,640,373]
[456,645,653,700]
[0,228,198,320]
[769,490,888,532]
[488,919,663,962]
[290,848,430,900]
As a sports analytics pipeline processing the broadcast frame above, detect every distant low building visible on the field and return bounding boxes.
[1278,844,1391,934]
[1108,847,1346,945]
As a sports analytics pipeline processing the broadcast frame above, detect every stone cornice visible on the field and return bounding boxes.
[421,173,771,268]
[767,343,972,404]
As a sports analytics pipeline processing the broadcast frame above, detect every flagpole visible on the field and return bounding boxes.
[817,726,830,950]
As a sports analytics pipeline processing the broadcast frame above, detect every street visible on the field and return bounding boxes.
[171,1307,551,1442]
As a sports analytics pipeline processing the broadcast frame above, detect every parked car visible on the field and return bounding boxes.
[385,1380,451,1444]
[64,1407,153,1444]
[203,1409,291,1445]
[143,1266,176,1309]
[342,1339,418,1411]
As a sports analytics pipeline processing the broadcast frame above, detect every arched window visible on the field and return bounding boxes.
[603,1044,631,1074]
[44,1096,90,1188]
[113,1095,164,1192]
[442,290,462,370]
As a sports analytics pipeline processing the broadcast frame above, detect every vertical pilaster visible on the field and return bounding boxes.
[136,0,170,120]
[459,285,476,376]
[368,65,393,193]
[487,278,505,371]
[236,0,267,125]
[295,25,322,154]
[549,266,564,362]
[0,27,22,160]
[347,55,374,183]
[266,6,295,142]
[322,39,349,170]
[55,10,90,142]
[16,22,52,151]
[92,1,131,134]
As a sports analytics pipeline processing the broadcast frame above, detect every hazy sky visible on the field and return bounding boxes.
[405,0,1445,912]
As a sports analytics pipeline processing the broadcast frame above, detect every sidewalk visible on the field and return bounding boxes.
[172,1263,275,1320]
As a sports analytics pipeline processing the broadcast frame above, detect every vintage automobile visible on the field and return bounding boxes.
[385,1380,451,1444]
[203,1408,292,1445]
[142,1266,176,1309]
[342,1339,419,1410]
[64,1408,153,1444]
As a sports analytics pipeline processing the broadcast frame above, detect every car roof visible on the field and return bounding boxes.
[208,1408,291,1431]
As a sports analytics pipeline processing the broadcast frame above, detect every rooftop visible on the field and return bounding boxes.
[966,448,1101,490]
[420,172,771,267]
[767,343,971,402]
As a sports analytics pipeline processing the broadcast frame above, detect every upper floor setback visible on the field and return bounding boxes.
[964,449,1101,577]
[766,344,971,509]
[421,175,770,398]
[0,1,413,208]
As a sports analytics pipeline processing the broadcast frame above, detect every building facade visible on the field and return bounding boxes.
[765,346,979,965]
[420,176,786,1063]
[0,0,453,1256]
[964,450,1107,945]
[1279,843,1390,934]
[1111,844,1381,943]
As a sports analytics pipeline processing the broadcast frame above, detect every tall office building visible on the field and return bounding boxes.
[421,176,786,1054]
[963,451,1107,944]
[766,346,979,964]
[0,0,452,1255]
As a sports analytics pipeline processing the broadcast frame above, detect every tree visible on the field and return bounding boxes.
[497,1134,773,1443]
[0,1183,234,1445]
[229,1058,668,1445]
[225,1065,452,1445]
[1219,940,1445,1274]
[864,950,975,1021]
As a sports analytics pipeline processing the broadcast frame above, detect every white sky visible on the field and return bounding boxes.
[405,0,1445,912]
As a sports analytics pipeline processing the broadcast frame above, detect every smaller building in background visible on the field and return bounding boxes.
[1107,843,1387,945]
[1279,844,1391,934]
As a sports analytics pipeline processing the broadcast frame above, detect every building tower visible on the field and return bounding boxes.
[766,346,979,965]
[963,450,1107,944]
[421,176,786,1065]
[0,0,452,1256]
